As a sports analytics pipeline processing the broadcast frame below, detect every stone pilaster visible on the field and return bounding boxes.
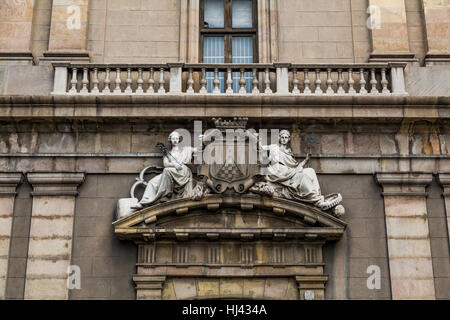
[258,0,278,63]
[368,0,417,64]
[179,0,189,63]
[0,0,35,64]
[295,275,328,300]
[422,0,450,65]
[0,173,22,300]
[133,275,166,300]
[376,173,436,300]
[437,174,450,246]
[42,0,90,63]
[24,172,84,300]
[187,0,200,63]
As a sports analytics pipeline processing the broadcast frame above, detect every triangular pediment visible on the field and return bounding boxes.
[113,194,346,241]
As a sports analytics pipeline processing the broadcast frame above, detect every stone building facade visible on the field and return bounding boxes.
[0,0,449,300]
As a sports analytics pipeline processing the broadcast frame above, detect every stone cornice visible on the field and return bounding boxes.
[115,227,346,242]
[375,172,433,197]
[26,172,85,196]
[133,275,166,289]
[438,173,450,186]
[0,51,33,62]
[0,172,23,196]
[0,96,448,120]
[438,173,450,196]
[369,53,419,64]
[113,194,347,228]
[296,275,328,284]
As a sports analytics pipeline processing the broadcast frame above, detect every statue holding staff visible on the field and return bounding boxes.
[131,130,197,210]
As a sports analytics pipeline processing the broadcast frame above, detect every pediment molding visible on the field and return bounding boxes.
[113,194,346,241]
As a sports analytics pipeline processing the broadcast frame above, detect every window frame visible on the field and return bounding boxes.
[199,0,258,63]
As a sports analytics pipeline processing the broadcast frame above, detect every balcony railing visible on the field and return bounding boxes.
[52,62,408,96]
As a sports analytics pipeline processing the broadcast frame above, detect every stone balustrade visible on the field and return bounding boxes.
[52,62,408,96]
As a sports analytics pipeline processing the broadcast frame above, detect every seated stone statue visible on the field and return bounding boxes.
[131,131,196,210]
[251,129,337,211]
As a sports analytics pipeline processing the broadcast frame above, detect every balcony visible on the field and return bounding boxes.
[51,62,408,96]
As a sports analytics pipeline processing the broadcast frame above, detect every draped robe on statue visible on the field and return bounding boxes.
[139,146,195,206]
[261,144,324,205]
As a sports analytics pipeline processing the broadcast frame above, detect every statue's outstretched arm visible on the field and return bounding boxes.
[298,153,311,168]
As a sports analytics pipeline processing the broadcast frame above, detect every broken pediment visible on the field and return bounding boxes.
[113,193,346,242]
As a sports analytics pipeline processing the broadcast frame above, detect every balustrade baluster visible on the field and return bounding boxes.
[136,68,144,94]
[264,68,272,94]
[292,68,300,94]
[303,69,311,95]
[226,68,233,94]
[337,69,345,94]
[314,69,323,95]
[148,68,155,93]
[200,68,207,94]
[104,68,111,94]
[326,68,334,95]
[114,68,122,93]
[80,67,89,94]
[91,68,99,94]
[252,68,259,94]
[239,68,246,94]
[187,68,194,94]
[370,68,378,94]
[158,67,166,94]
[69,67,78,94]
[348,68,356,94]
[381,68,390,94]
[125,67,132,94]
[213,68,220,94]
[359,68,367,94]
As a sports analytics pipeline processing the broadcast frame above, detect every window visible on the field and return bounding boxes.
[200,0,257,93]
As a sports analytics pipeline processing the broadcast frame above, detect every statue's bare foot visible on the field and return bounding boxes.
[131,203,144,210]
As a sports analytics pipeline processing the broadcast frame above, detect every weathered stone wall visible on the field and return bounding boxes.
[1,118,450,174]
[426,177,450,300]
[0,0,35,52]
[322,174,391,299]
[0,0,449,66]
[0,0,448,301]
[88,0,181,63]
[369,0,410,54]
[31,0,53,61]
[48,0,89,52]
[405,0,427,63]
[0,112,448,299]
[422,0,450,55]
[4,180,32,300]
[1,173,396,299]
[406,65,450,97]
[277,0,356,63]
[162,277,299,300]
[0,65,53,96]
[70,174,137,299]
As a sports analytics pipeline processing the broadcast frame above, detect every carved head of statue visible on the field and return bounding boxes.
[279,130,291,146]
[168,131,181,146]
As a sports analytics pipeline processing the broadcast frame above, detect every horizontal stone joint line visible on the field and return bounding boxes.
[30,236,72,240]
[25,275,69,280]
[27,255,71,260]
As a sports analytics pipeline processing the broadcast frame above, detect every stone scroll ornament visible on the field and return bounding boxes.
[117,124,344,219]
